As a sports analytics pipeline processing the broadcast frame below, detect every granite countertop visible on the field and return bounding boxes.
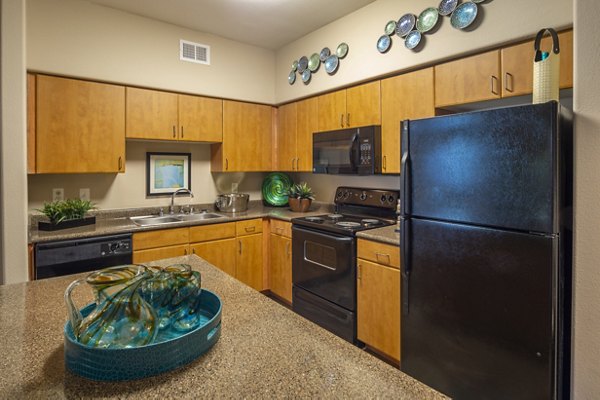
[0,255,446,399]
[29,201,333,244]
[356,224,401,246]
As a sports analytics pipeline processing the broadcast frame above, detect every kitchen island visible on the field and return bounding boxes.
[0,255,446,399]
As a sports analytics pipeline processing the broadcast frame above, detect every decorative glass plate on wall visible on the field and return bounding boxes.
[451,2,478,30]
[262,172,293,206]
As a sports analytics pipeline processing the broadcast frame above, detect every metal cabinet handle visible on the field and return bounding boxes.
[357,263,362,281]
[172,125,176,138]
[238,240,242,254]
[181,125,184,138]
[275,227,284,233]
[383,155,387,171]
[505,72,514,93]
[296,157,300,170]
[245,226,256,232]
[286,242,290,257]
[490,76,499,95]
[225,158,229,171]
[340,114,344,128]
[292,158,296,171]
[375,252,391,264]
[192,248,196,254]
[184,248,188,255]
[347,113,350,127]
[118,156,123,171]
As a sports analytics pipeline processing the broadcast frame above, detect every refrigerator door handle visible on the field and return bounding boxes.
[400,121,411,215]
[400,217,411,314]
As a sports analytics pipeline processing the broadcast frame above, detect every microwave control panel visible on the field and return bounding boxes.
[360,140,372,165]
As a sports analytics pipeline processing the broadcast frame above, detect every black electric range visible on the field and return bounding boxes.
[291,187,399,344]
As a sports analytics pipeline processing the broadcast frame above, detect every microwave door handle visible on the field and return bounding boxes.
[349,133,359,169]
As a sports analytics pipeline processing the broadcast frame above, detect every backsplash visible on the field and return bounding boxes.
[291,173,400,202]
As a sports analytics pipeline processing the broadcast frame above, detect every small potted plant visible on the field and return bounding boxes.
[37,199,97,231]
[288,182,315,213]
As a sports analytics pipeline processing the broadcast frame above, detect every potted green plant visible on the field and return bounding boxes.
[288,182,315,213]
[37,199,97,231]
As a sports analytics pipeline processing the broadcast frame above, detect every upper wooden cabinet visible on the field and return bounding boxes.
[275,97,318,172]
[381,68,435,174]
[435,30,573,107]
[501,30,573,98]
[126,87,222,142]
[27,73,36,174]
[212,100,273,172]
[435,50,502,108]
[317,81,380,131]
[36,75,125,173]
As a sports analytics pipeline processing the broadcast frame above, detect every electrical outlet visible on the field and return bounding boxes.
[52,188,64,202]
[79,188,90,201]
[231,182,239,193]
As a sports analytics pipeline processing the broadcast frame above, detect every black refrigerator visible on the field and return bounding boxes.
[399,101,572,400]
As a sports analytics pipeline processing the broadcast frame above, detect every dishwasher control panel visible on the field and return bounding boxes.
[101,239,131,256]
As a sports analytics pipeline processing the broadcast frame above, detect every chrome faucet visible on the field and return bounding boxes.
[169,188,194,214]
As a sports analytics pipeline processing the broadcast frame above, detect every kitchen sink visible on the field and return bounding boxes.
[129,212,225,226]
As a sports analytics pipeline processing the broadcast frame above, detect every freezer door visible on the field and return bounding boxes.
[401,102,562,233]
[401,218,561,400]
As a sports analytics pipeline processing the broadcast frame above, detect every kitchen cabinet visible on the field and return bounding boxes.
[501,30,573,97]
[27,73,36,174]
[435,29,573,107]
[212,100,273,172]
[317,81,380,131]
[189,223,236,276]
[35,75,125,173]
[435,50,501,108]
[357,239,400,363]
[381,68,435,174]
[132,227,189,263]
[275,98,318,172]
[269,220,292,303]
[236,233,263,291]
[126,87,223,142]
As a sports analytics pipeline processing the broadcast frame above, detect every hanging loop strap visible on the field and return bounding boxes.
[534,28,560,61]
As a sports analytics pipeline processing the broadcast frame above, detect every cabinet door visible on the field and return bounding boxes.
[189,222,235,243]
[27,73,36,174]
[133,244,189,264]
[178,94,223,142]
[132,228,189,251]
[236,234,263,291]
[435,50,501,107]
[126,87,178,140]
[190,239,236,277]
[346,81,381,128]
[317,90,346,131]
[36,75,125,173]
[270,233,292,303]
[501,30,573,97]
[296,97,318,172]
[381,68,434,174]
[222,100,273,171]
[357,258,400,362]
[276,102,297,171]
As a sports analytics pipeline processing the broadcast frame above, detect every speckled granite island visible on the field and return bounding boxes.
[0,255,446,399]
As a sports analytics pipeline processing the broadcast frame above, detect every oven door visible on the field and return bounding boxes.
[292,225,356,311]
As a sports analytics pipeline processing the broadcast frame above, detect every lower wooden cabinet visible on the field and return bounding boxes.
[133,244,189,264]
[190,238,236,276]
[236,234,263,291]
[269,232,292,303]
[357,240,401,363]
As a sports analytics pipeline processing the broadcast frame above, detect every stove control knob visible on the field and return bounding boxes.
[380,194,387,203]
[359,191,367,201]
[336,190,343,199]
[343,190,350,199]
[388,194,396,203]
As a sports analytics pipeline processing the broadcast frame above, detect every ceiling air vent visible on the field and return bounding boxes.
[180,39,210,65]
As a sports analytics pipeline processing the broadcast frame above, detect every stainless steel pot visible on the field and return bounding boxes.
[215,193,249,213]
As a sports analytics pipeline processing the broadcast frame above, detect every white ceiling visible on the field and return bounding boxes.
[86,0,377,50]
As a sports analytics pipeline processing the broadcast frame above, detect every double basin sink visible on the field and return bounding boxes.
[130,212,225,226]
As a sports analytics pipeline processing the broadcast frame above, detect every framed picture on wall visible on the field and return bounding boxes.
[146,152,191,196]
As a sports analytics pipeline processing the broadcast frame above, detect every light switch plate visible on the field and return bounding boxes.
[52,188,64,202]
[79,188,90,201]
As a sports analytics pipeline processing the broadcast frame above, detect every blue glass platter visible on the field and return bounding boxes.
[451,2,478,30]
[64,289,222,381]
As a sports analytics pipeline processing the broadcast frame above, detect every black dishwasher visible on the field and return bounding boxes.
[34,234,133,279]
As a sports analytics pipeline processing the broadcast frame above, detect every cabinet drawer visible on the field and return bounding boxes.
[189,222,236,243]
[236,219,263,236]
[132,228,189,250]
[133,244,189,264]
[270,219,292,238]
[357,239,400,269]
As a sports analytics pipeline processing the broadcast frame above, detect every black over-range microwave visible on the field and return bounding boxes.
[312,125,381,175]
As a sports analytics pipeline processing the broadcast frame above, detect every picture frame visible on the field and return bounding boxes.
[146,152,191,196]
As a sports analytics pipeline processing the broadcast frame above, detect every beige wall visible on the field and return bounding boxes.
[27,0,275,104]
[1,0,29,284]
[275,0,573,103]
[572,0,600,397]
[28,142,265,211]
